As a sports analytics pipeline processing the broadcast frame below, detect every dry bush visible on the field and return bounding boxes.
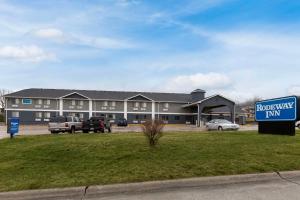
[141,120,165,147]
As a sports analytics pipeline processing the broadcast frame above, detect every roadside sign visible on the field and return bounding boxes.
[255,96,297,122]
[7,118,20,137]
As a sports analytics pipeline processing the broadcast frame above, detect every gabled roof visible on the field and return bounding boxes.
[5,88,194,102]
[182,94,235,108]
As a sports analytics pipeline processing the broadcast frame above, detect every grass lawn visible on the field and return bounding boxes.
[1,130,300,192]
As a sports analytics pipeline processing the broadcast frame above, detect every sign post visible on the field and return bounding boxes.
[7,118,20,139]
[255,96,298,136]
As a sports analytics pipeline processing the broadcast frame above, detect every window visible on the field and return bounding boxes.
[111,101,116,107]
[12,111,19,118]
[14,99,20,104]
[79,101,84,106]
[36,112,42,118]
[135,115,139,120]
[144,115,147,119]
[162,115,169,120]
[109,114,113,119]
[79,113,84,119]
[37,99,43,105]
[112,114,116,119]
[22,99,32,105]
[164,103,169,108]
[134,102,139,108]
[103,101,108,106]
[44,112,51,118]
[72,100,76,106]
[45,99,51,105]
[175,116,180,121]
[142,102,147,108]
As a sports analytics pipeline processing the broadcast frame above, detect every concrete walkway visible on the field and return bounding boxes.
[1,171,300,200]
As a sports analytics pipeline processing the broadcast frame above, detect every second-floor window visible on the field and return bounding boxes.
[13,98,20,104]
[134,102,140,108]
[164,103,169,109]
[111,101,116,107]
[79,101,84,106]
[142,102,147,108]
[103,101,108,106]
[45,99,51,105]
[38,99,43,105]
[72,100,76,106]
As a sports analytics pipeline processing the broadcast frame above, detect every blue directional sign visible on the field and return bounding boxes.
[255,96,297,122]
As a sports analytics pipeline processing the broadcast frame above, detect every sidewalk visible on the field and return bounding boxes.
[1,171,300,200]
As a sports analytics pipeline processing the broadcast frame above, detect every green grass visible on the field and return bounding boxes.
[1,131,300,192]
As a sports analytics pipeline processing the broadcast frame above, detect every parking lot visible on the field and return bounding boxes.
[0,124,258,139]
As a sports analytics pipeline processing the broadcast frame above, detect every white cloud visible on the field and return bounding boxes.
[288,86,300,96]
[0,45,56,62]
[163,72,232,93]
[31,28,134,49]
[33,28,64,41]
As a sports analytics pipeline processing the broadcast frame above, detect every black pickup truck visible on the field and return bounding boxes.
[82,117,112,133]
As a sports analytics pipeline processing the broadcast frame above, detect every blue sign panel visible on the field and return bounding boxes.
[8,118,20,135]
[255,96,297,122]
[22,98,32,105]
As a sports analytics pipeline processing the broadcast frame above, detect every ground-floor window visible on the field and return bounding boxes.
[44,112,51,118]
[162,115,169,120]
[175,116,180,120]
[36,112,42,118]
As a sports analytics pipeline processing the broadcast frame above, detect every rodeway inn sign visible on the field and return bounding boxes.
[255,96,297,121]
[255,96,299,136]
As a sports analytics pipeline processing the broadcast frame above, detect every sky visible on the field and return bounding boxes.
[0,0,300,102]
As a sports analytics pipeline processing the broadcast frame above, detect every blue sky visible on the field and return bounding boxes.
[1,0,300,102]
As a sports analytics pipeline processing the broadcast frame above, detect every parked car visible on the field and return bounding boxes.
[206,119,240,131]
[296,121,300,129]
[117,118,128,127]
[82,117,105,133]
[48,116,82,134]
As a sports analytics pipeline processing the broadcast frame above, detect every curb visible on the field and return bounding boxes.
[1,171,300,199]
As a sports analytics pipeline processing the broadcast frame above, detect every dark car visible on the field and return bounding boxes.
[82,117,105,133]
[117,118,128,127]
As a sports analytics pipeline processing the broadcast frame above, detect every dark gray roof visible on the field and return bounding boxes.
[5,88,196,102]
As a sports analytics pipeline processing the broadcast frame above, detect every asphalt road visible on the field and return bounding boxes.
[1,172,300,200]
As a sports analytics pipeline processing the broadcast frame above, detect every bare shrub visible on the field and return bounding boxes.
[141,120,165,147]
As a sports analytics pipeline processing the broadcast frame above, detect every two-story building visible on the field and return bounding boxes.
[4,88,236,126]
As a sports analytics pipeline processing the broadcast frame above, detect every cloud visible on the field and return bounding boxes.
[163,72,232,92]
[31,28,135,49]
[0,45,56,62]
[288,86,300,95]
[33,28,64,41]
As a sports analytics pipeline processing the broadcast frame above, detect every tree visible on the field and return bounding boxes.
[0,89,10,113]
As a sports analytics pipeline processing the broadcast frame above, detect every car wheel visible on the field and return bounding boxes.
[94,130,98,133]
[83,130,89,133]
[218,126,223,131]
[298,124,300,129]
[50,131,57,134]
[107,127,111,133]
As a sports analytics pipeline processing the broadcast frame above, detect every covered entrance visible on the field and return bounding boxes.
[183,95,235,127]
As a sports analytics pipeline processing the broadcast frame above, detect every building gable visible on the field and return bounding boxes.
[62,92,89,99]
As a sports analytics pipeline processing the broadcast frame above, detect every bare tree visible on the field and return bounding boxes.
[239,96,262,107]
[0,89,10,113]
[141,120,165,147]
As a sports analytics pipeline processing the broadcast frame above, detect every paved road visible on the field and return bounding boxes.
[0,124,258,139]
[1,172,300,200]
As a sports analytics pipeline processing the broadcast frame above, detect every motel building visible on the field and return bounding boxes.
[4,88,236,126]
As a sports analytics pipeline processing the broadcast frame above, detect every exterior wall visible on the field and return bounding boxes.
[93,100,124,112]
[6,97,59,110]
[127,101,152,113]
[63,112,89,121]
[93,112,123,123]
[127,114,152,124]
[156,102,190,114]
[63,99,89,111]
[155,114,197,124]
[6,110,57,124]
